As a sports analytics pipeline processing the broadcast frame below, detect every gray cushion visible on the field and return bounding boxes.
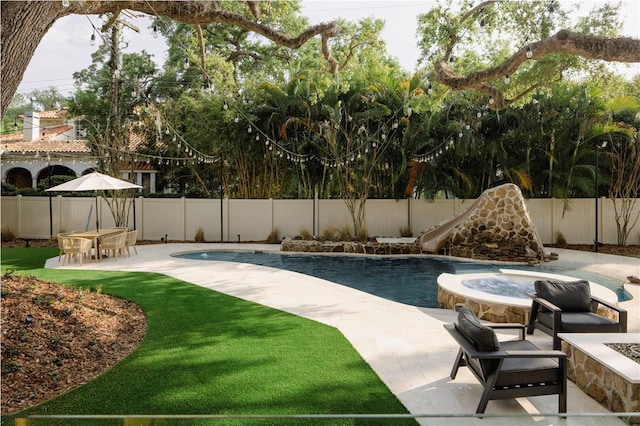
[534,279,592,312]
[456,307,500,352]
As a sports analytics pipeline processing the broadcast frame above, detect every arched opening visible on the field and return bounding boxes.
[5,168,33,188]
[37,165,76,188]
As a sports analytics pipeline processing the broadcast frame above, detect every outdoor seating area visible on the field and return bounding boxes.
[445,306,567,415]
[526,279,628,350]
[56,227,138,265]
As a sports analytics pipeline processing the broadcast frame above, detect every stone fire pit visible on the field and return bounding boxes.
[559,333,640,424]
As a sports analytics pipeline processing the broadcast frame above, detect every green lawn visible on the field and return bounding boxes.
[1,248,416,425]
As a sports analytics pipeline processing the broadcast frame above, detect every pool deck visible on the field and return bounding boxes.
[45,244,640,425]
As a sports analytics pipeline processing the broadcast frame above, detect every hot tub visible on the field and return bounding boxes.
[437,269,619,323]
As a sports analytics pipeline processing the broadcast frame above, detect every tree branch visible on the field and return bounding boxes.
[434,30,640,110]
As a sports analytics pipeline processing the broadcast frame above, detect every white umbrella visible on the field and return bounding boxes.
[46,172,142,230]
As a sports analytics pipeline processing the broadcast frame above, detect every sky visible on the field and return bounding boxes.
[15,0,640,99]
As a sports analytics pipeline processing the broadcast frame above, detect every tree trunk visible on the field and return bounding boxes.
[1,2,66,117]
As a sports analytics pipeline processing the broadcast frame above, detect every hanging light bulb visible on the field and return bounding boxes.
[247,126,252,133]
[489,96,494,105]
[165,127,170,135]
[183,57,190,70]
[449,55,454,64]
[479,19,485,31]
[223,102,228,110]
[90,33,96,46]
[13,119,18,132]
[504,73,511,84]
[61,0,70,7]
[427,83,433,95]
[477,111,482,118]
[152,25,158,38]
[526,46,533,59]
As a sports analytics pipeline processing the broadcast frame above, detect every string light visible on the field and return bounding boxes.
[152,25,158,38]
[90,33,96,46]
[504,73,510,84]
[61,0,69,7]
[526,46,533,59]
[427,83,433,95]
[183,58,190,70]
[488,96,494,105]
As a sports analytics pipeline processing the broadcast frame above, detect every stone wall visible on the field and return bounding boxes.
[437,286,530,324]
[281,239,422,255]
[563,342,640,424]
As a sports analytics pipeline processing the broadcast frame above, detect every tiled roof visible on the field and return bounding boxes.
[17,108,69,120]
[2,138,89,154]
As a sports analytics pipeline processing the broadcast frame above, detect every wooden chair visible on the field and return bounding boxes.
[527,279,627,350]
[61,236,93,266]
[100,232,127,261]
[124,229,138,256]
[445,306,567,415]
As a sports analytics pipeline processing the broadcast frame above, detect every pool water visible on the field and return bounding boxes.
[172,250,620,308]
[461,275,536,299]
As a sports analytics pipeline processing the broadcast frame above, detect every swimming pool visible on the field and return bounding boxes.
[171,250,621,308]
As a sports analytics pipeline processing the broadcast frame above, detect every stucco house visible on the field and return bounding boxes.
[0,108,157,192]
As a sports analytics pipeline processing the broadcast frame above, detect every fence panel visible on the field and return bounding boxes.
[227,199,273,242]
[185,199,221,242]
[140,198,185,241]
[273,200,313,239]
[365,199,408,237]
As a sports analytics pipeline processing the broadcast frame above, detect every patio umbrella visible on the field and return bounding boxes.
[46,172,142,231]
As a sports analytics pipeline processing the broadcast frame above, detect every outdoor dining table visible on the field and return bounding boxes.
[71,228,124,261]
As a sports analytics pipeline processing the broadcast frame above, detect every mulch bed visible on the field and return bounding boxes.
[0,274,146,414]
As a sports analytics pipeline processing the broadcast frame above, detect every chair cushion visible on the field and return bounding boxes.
[534,279,592,312]
[495,340,561,387]
[537,311,620,332]
[456,307,500,352]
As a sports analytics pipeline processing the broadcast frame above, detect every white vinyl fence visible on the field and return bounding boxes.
[1,195,639,246]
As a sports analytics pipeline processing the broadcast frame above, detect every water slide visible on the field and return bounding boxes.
[419,197,483,253]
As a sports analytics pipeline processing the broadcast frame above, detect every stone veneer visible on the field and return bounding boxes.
[437,286,530,324]
[423,183,547,263]
[561,334,640,425]
[281,239,422,255]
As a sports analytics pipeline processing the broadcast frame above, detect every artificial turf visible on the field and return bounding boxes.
[1,248,417,425]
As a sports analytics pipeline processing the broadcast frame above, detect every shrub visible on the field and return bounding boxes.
[194,227,205,243]
[320,226,338,241]
[554,231,567,247]
[1,224,16,242]
[1,182,17,196]
[266,227,280,244]
[299,228,313,240]
[337,224,353,241]
[355,226,369,242]
[399,226,413,237]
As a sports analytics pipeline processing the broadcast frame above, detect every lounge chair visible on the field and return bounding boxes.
[526,279,627,350]
[445,306,567,414]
